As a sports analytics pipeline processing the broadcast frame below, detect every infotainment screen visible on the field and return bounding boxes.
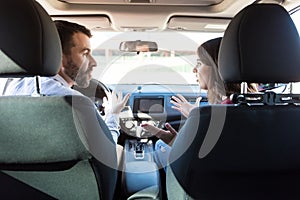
[133,97,164,113]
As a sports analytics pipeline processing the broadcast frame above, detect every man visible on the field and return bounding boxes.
[4,20,130,145]
[55,20,97,89]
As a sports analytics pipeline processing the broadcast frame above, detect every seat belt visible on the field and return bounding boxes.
[1,78,13,95]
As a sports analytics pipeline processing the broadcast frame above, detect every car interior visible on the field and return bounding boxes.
[1,0,300,199]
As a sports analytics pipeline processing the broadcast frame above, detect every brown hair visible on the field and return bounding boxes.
[225,83,258,96]
[54,20,92,55]
[197,38,258,103]
[197,37,226,104]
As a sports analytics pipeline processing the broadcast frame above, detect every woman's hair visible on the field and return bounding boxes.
[197,37,226,104]
[197,37,258,104]
[225,83,258,97]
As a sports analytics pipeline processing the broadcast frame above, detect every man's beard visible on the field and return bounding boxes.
[65,58,91,88]
[76,68,91,88]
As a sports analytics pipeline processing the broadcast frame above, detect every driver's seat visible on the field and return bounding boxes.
[0,0,118,199]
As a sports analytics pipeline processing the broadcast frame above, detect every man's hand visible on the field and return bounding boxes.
[103,91,130,114]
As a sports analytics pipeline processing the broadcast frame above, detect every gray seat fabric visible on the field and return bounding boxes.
[0,0,118,199]
[167,4,300,200]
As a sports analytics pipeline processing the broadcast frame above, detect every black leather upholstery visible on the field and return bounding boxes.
[167,4,300,200]
[168,104,300,199]
[219,4,300,83]
[0,0,118,199]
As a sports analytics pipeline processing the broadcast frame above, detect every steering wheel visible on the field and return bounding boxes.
[73,78,111,116]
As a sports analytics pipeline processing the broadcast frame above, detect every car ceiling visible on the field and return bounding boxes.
[37,0,300,32]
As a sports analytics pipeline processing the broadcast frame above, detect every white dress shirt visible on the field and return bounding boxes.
[3,75,120,144]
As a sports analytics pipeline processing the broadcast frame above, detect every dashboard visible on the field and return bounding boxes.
[109,84,206,139]
[74,80,206,140]
[133,97,164,114]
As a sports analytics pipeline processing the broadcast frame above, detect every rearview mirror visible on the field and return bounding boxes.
[119,40,158,52]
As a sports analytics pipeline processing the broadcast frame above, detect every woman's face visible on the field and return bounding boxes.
[193,59,210,90]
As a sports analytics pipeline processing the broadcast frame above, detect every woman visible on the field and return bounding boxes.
[170,37,225,119]
[143,37,258,169]
[142,37,225,169]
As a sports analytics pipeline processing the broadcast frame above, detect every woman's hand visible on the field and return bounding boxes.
[141,123,177,146]
[171,94,201,118]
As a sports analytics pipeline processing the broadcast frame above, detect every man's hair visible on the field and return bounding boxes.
[54,20,92,55]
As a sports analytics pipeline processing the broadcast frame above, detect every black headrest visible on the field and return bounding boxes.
[219,4,300,83]
[0,0,61,77]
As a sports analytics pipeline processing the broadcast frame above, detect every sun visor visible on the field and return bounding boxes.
[52,16,111,31]
[168,17,230,32]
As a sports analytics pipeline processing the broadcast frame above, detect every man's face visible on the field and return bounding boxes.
[62,32,97,88]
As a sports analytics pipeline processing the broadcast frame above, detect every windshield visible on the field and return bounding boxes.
[91,31,223,85]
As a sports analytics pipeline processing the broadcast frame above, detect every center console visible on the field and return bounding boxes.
[122,139,161,199]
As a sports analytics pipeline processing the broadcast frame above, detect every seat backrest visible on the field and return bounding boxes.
[167,3,300,200]
[0,0,118,199]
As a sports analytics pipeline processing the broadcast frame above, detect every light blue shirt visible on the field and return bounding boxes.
[3,75,120,144]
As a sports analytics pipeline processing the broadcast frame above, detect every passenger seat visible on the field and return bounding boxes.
[166,3,300,200]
